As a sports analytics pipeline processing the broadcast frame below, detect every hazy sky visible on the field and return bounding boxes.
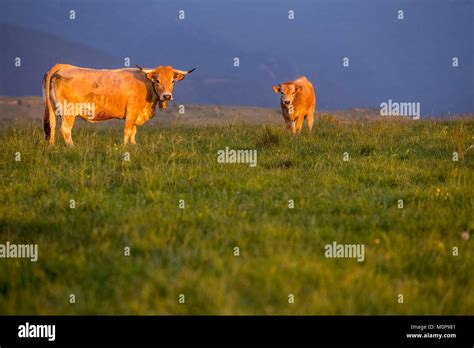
[1,0,472,114]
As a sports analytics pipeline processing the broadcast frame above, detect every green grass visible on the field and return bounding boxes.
[0,117,473,314]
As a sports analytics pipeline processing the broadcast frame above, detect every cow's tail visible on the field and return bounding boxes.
[43,67,58,144]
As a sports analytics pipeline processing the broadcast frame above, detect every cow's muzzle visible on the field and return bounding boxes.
[162,94,173,101]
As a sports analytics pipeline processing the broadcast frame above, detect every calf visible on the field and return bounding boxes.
[272,76,316,134]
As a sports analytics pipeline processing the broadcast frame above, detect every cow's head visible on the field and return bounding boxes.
[272,83,302,110]
[136,65,195,109]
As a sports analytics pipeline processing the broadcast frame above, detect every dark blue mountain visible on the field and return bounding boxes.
[0,0,472,115]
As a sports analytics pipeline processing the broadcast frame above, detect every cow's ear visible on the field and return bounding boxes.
[136,65,157,82]
[174,68,195,82]
[146,72,158,82]
[272,85,281,93]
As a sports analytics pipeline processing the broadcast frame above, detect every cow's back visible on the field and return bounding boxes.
[51,66,149,121]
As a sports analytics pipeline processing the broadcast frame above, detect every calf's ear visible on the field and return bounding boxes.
[272,85,281,93]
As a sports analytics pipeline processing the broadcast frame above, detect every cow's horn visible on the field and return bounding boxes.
[174,68,196,75]
[135,64,154,73]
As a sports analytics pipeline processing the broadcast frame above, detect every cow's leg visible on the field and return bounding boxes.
[123,127,132,145]
[60,115,76,146]
[130,125,137,145]
[123,117,136,145]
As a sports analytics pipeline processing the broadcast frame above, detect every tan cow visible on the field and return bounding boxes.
[272,76,316,134]
[42,64,195,145]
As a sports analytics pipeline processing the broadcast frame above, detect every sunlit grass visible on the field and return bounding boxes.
[0,117,473,314]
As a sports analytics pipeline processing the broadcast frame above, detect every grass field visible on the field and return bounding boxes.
[0,115,473,314]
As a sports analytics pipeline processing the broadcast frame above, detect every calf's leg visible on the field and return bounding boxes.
[294,117,304,134]
[307,111,315,132]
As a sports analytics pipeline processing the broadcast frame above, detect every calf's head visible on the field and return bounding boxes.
[272,83,302,109]
[136,65,195,108]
